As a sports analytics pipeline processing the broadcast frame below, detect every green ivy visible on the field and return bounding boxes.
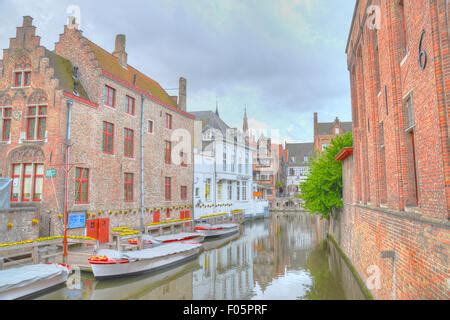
[299,132,353,219]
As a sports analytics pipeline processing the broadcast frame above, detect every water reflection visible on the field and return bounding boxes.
[36,212,367,300]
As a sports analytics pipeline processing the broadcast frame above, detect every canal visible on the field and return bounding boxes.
[36,212,368,300]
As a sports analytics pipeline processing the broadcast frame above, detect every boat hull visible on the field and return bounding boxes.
[0,272,68,300]
[91,247,201,280]
[195,226,240,239]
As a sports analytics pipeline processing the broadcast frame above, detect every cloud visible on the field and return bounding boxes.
[0,0,355,142]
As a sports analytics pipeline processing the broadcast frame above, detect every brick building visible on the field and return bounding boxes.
[0,17,194,240]
[314,112,352,153]
[335,0,449,299]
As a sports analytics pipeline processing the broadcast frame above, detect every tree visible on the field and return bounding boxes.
[299,132,353,219]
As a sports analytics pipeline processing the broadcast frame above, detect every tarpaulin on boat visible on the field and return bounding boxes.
[154,232,202,242]
[97,242,202,261]
[0,178,11,210]
[0,264,69,292]
[197,223,238,229]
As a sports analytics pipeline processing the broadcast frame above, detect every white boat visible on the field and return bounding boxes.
[0,264,70,300]
[153,232,205,244]
[194,223,240,239]
[127,233,205,248]
[89,242,202,280]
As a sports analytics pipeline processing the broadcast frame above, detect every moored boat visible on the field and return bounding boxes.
[194,223,240,239]
[89,242,202,280]
[0,264,70,300]
[154,232,205,244]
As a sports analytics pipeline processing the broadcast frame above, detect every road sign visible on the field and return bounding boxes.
[45,168,57,178]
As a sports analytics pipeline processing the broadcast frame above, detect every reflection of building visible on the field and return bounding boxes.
[0,17,194,239]
[193,235,254,300]
[286,143,314,196]
[191,109,253,219]
[314,113,352,153]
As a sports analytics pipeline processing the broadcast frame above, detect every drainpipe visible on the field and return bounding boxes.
[63,99,73,260]
[140,94,145,233]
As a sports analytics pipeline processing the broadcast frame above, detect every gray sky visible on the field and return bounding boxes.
[0,0,355,143]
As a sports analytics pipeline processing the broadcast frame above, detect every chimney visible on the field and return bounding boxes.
[314,112,318,137]
[113,34,127,68]
[23,16,33,27]
[178,77,187,111]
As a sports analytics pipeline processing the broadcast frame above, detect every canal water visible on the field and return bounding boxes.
[36,212,367,300]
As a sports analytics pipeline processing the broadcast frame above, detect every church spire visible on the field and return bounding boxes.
[215,99,219,116]
[243,107,249,132]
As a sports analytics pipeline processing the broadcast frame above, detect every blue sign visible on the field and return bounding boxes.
[68,211,86,229]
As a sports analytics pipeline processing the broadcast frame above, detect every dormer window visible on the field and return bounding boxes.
[14,71,31,87]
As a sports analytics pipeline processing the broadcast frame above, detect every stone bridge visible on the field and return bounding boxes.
[271,197,304,211]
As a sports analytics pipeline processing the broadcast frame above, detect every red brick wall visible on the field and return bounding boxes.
[332,155,449,300]
[340,0,450,300]
[0,17,195,238]
[347,0,449,218]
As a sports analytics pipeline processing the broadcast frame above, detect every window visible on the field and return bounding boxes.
[236,182,240,201]
[1,107,12,141]
[14,71,31,87]
[102,121,114,154]
[104,85,116,107]
[245,152,249,174]
[124,128,134,158]
[404,95,414,130]
[304,156,309,163]
[195,187,200,197]
[227,181,233,201]
[165,208,171,218]
[165,177,172,201]
[373,31,381,93]
[75,168,89,204]
[124,173,134,201]
[181,186,188,200]
[217,182,223,201]
[26,106,47,140]
[148,120,154,134]
[398,0,408,58]
[335,127,340,135]
[242,182,247,201]
[205,178,211,201]
[10,163,44,202]
[125,95,135,115]
[164,141,172,164]
[165,113,173,129]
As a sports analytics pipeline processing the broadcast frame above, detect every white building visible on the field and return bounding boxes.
[192,110,257,220]
[286,143,314,197]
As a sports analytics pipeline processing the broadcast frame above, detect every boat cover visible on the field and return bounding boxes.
[96,242,202,261]
[0,264,69,292]
[154,232,202,242]
[197,223,238,230]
